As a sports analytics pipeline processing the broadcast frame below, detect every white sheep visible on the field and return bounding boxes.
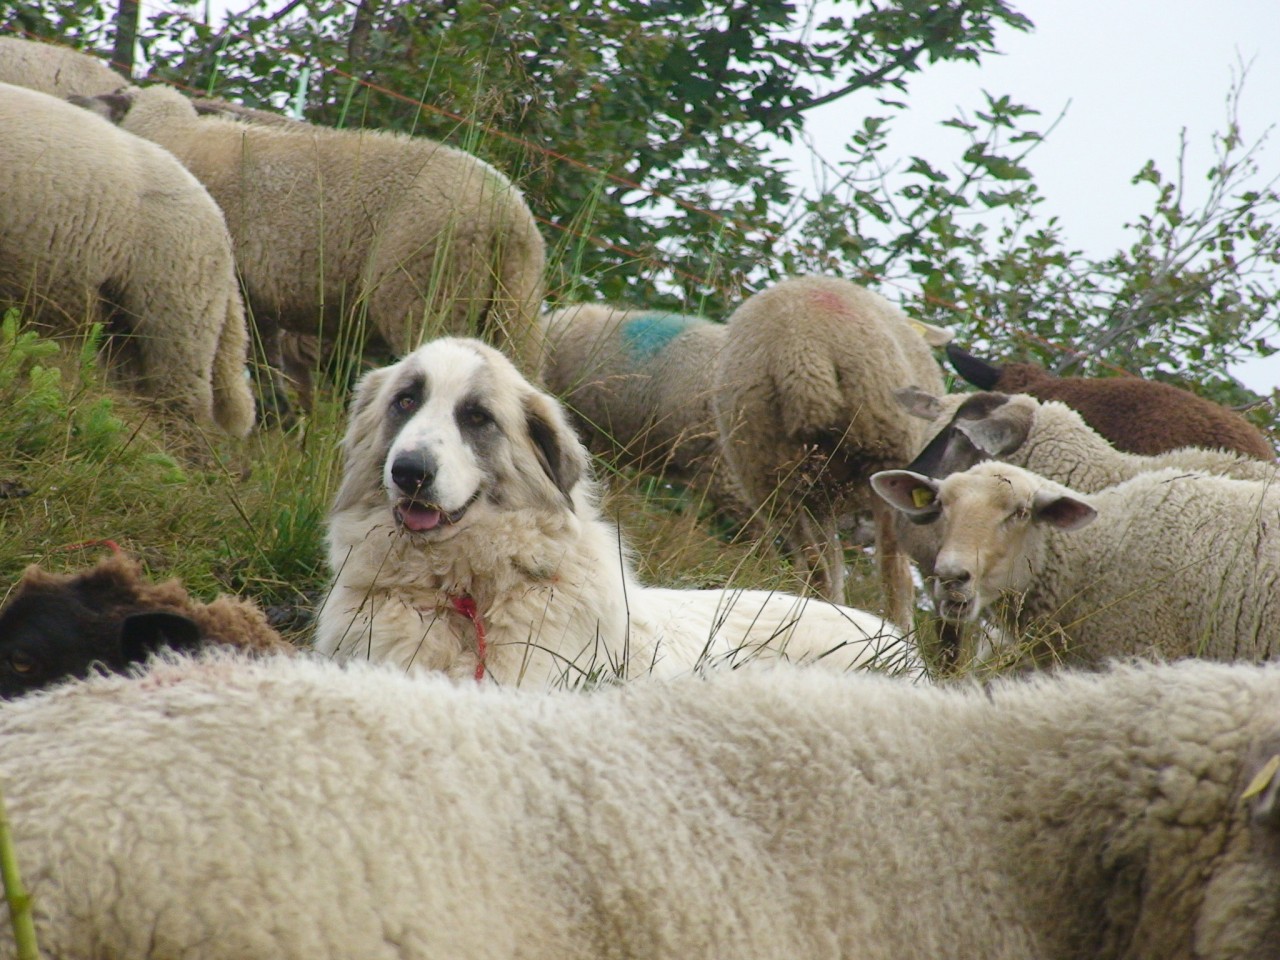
[894,388,1280,586]
[541,303,751,519]
[713,275,952,627]
[872,460,1280,667]
[77,83,547,402]
[2,654,1279,959]
[0,83,255,435]
[0,36,125,97]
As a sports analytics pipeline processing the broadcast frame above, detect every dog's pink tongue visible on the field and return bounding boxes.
[400,504,443,532]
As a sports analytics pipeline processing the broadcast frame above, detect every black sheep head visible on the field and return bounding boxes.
[0,567,202,698]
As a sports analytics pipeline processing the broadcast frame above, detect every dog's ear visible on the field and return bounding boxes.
[332,366,394,515]
[524,392,587,504]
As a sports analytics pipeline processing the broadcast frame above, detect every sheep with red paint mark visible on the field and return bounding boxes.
[712,276,952,627]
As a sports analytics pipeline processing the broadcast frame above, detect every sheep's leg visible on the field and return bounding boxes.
[122,289,221,429]
[873,497,915,631]
[794,512,846,603]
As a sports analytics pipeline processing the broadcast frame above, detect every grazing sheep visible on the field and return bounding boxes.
[317,337,916,687]
[76,83,547,411]
[946,343,1275,459]
[872,460,1280,667]
[0,553,293,697]
[3,654,1280,959]
[895,387,1280,584]
[0,83,255,435]
[541,303,750,519]
[0,35,125,97]
[713,276,952,626]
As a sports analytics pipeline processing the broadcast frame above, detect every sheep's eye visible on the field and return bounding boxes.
[460,405,493,429]
[1010,506,1030,523]
[392,392,419,414]
[8,652,34,674]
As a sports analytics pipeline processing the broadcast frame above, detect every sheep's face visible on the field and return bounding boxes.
[0,580,201,698]
[871,463,1096,622]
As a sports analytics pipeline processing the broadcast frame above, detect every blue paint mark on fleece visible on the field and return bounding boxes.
[622,312,697,361]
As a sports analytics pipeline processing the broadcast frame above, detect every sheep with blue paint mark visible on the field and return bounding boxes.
[542,303,750,517]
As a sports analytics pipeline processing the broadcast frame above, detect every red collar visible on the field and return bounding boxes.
[449,594,487,682]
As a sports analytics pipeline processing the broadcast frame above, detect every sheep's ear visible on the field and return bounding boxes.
[904,428,984,481]
[894,386,942,420]
[1030,491,1096,531]
[954,399,1034,457]
[524,393,585,502]
[870,470,941,518]
[119,611,202,663]
[68,90,134,123]
[946,344,1003,390]
[1243,747,1280,830]
[908,318,954,348]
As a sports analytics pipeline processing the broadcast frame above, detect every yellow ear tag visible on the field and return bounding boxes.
[1242,754,1280,801]
[908,320,928,336]
[911,487,935,509]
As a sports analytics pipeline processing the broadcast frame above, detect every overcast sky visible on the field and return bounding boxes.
[786,0,1279,392]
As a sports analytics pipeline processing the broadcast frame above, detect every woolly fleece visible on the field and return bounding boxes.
[1,655,1279,959]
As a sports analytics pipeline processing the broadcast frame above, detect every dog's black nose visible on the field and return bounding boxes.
[390,451,437,497]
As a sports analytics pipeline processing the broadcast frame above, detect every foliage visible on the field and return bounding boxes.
[6,0,1274,430]
[2,0,1031,309]
[0,314,333,619]
[789,82,1280,427]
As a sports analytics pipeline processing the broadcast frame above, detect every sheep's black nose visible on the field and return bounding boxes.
[390,451,437,497]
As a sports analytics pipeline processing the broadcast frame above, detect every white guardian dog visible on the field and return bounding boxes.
[316,337,914,687]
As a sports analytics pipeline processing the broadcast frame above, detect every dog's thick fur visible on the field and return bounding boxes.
[316,338,912,687]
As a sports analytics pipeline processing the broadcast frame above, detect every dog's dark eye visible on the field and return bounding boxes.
[392,392,419,415]
[460,405,493,429]
[8,652,34,675]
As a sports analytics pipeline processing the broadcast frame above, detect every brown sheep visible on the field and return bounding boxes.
[0,553,293,697]
[946,343,1275,459]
